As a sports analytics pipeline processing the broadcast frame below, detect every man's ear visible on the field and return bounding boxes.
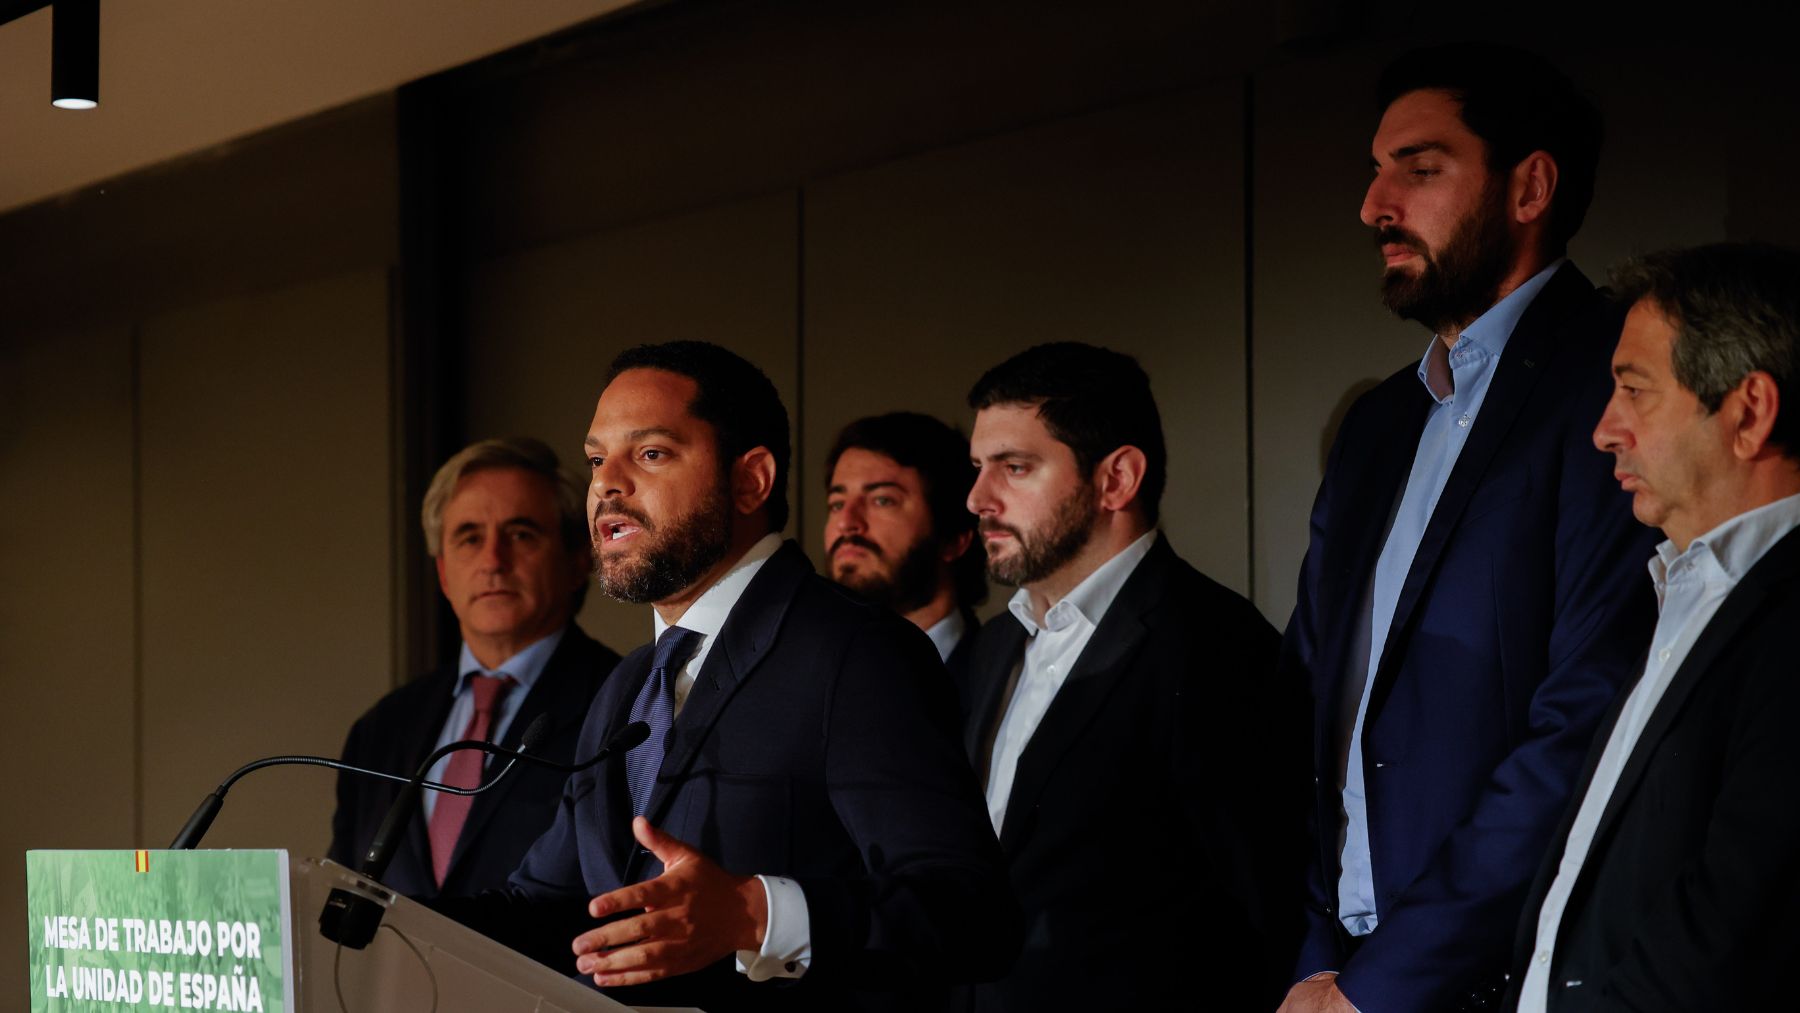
[732,447,778,516]
[1730,370,1783,462]
[941,528,974,564]
[1094,445,1147,514]
[566,539,594,592]
[435,553,449,597]
[1512,150,1558,227]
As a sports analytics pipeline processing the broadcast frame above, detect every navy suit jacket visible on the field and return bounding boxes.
[1504,525,1800,1011]
[453,541,1019,1012]
[953,535,1305,1012]
[1285,264,1661,1011]
[327,624,619,900]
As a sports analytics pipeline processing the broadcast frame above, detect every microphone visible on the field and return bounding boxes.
[166,714,552,850]
[319,718,650,949]
[357,713,555,880]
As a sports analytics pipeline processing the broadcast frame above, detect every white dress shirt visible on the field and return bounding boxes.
[645,533,808,981]
[1517,492,1800,1010]
[983,530,1156,834]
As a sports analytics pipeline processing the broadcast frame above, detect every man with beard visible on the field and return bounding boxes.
[1278,45,1659,1013]
[447,341,1018,1012]
[823,412,986,677]
[954,342,1304,1011]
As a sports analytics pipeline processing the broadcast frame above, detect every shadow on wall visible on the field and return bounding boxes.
[1321,377,1382,474]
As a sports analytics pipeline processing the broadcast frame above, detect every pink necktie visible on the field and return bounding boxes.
[427,675,512,886]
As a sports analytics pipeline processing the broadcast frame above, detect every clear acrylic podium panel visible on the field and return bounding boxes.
[293,858,700,1013]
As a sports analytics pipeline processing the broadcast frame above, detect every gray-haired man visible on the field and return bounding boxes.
[1508,243,1800,1010]
[328,437,621,899]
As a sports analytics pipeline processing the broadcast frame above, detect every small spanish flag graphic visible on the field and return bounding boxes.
[134,850,150,874]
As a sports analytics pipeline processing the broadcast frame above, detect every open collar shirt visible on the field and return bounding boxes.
[1517,492,1800,1010]
[983,529,1157,834]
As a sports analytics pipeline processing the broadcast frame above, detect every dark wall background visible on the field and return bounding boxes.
[4,0,1799,1000]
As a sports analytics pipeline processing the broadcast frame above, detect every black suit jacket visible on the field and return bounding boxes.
[327,625,619,900]
[454,541,1020,1012]
[1504,524,1800,1011]
[944,609,981,684]
[952,534,1305,1012]
[1286,264,1661,1010]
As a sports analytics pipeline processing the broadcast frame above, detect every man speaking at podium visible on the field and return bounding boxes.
[450,341,1018,1011]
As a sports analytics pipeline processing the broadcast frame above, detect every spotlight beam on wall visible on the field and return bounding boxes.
[51,0,99,110]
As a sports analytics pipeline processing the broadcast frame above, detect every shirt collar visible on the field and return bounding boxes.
[924,609,967,663]
[1414,258,1565,404]
[455,626,567,696]
[1648,491,1800,597]
[1008,529,1158,637]
[652,532,784,643]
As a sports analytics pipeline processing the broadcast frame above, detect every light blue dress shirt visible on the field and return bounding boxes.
[1337,260,1564,936]
[1517,491,1800,1008]
[419,627,565,821]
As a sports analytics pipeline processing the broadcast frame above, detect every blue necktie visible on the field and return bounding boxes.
[625,626,703,817]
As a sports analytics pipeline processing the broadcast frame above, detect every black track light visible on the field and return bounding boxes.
[51,0,99,110]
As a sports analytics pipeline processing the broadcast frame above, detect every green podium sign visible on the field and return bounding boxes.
[25,850,293,1013]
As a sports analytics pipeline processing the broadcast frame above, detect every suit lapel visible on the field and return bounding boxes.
[400,671,458,883]
[1318,384,1431,750]
[625,542,810,882]
[595,648,653,876]
[964,620,1028,766]
[1586,526,1800,851]
[1370,265,1596,715]
[996,538,1170,853]
[445,632,593,878]
[1511,644,1646,963]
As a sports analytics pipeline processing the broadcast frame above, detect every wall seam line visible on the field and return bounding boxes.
[794,186,806,540]
[1242,74,1258,605]
[130,321,146,847]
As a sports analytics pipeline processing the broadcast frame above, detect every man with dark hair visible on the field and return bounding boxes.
[1279,45,1659,1013]
[956,341,1303,1011]
[1507,243,1800,1011]
[329,437,621,900]
[451,341,1017,1011]
[823,412,986,675]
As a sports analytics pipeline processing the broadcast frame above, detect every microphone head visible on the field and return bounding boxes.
[609,720,651,753]
[518,713,552,752]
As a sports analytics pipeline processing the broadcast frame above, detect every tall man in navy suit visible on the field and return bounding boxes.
[1278,45,1660,1013]
[329,437,620,900]
[452,342,1016,1012]
[823,412,987,679]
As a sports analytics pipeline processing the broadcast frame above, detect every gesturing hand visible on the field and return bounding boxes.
[1276,973,1359,1013]
[571,816,770,988]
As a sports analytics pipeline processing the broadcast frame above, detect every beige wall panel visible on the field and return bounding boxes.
[1249,46,1732,628]
[137,270,393,854]
[464,193,800,656]
[0,323,137,1006]
[802,85,1252,612]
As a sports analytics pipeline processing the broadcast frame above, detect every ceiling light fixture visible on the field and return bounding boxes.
[51,0,98,110]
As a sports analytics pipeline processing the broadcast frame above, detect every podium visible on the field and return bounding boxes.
[26,851,695,1013]
[293,857,636,1013]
